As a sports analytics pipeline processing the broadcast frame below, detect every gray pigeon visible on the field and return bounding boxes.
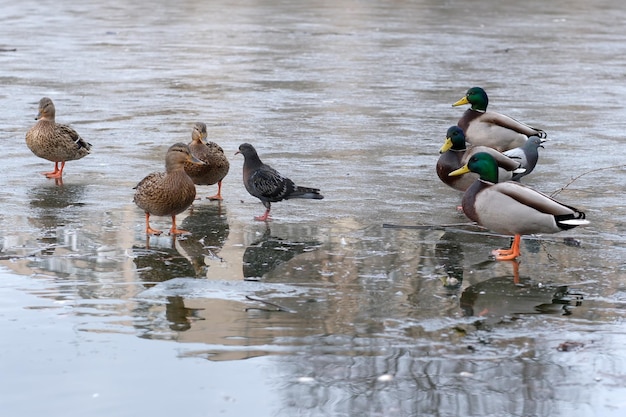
[236,143,324,221]
[503,135,544,181]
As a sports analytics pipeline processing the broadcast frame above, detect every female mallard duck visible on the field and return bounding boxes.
[449,152,588,260]
[452,87,546,152]
[133,143,205,236]
[25,97,92,179]
[184,122,230,200]
[437,126,525,192]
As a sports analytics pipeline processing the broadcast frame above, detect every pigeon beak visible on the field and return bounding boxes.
[235,150,241,155]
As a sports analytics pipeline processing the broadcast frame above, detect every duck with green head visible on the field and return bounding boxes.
[449,152,588,260]
[452,87,546,152]
[437,126,525,192]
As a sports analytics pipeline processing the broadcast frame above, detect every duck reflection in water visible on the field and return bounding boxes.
[242,225,321,280]
[28,182,87,211]
[165,296,204,332]
[27,182,88,253]
[433,231,583,324]
[460,264,583,324]
[178,203,229,276]
[132,241,197,284]
[133,203,229,281]
[434,231,465,294]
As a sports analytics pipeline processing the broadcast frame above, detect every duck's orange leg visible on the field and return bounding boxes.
[145,213,162,236]
[44,161,66,179]
[206,180,224,201]
[492,235,521,261]
[511,260,520,285]
[169,215,190,235]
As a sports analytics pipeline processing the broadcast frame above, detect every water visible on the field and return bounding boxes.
[1,0,625,416]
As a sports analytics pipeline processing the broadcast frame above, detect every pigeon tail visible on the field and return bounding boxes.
[287,186,324,200]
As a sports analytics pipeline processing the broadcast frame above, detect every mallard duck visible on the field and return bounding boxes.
[449,152,589,260]
[452,87,547,152]
[133,143,204,235]
[25,97,92,179]
[236,143,324,221]
[503,135,544,181]
[184,122,230,200]
[437,126,525,192]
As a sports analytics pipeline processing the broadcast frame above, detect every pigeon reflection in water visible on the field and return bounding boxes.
[243,226,321,280]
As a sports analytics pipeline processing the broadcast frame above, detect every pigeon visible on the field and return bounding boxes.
[236,143,324,221]
[503,135,544,181]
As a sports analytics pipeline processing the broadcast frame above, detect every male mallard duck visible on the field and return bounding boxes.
[133,143,205,235]
[437,126,525,192]
[235,143,324,221]
[452,87,547,152]
[449,152,588,260]
[184,122,230,200]
[25,97,92,179]
[503,135,544,181]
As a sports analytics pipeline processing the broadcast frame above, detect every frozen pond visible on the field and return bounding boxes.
[1,0,625,416]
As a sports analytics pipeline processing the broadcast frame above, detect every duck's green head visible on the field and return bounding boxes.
[452,87,488,112]
[449,151,498,183]
[439,126,467,153]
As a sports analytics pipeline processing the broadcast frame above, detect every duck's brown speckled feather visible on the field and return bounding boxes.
[186,141,230,185]
[133,143,198,218]
[25,97,92,163]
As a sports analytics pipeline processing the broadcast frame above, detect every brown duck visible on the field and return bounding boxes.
[133,143,205,235]
[25,97,92,179]
[184,122,230,200]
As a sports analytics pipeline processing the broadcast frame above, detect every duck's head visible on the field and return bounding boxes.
[191,122,208,143]
[439,126,467,153]
[449,151,498,183]
[452,87,488,112]
[35,97,56,121]
[166,142,204,171]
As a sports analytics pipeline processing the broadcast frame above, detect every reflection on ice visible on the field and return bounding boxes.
[242,226,321,279]
[460,276,584,323]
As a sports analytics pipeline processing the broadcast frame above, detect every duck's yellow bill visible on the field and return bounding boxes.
[452,96,469,107]
[439,137,453,153]
[449,164,470,176]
